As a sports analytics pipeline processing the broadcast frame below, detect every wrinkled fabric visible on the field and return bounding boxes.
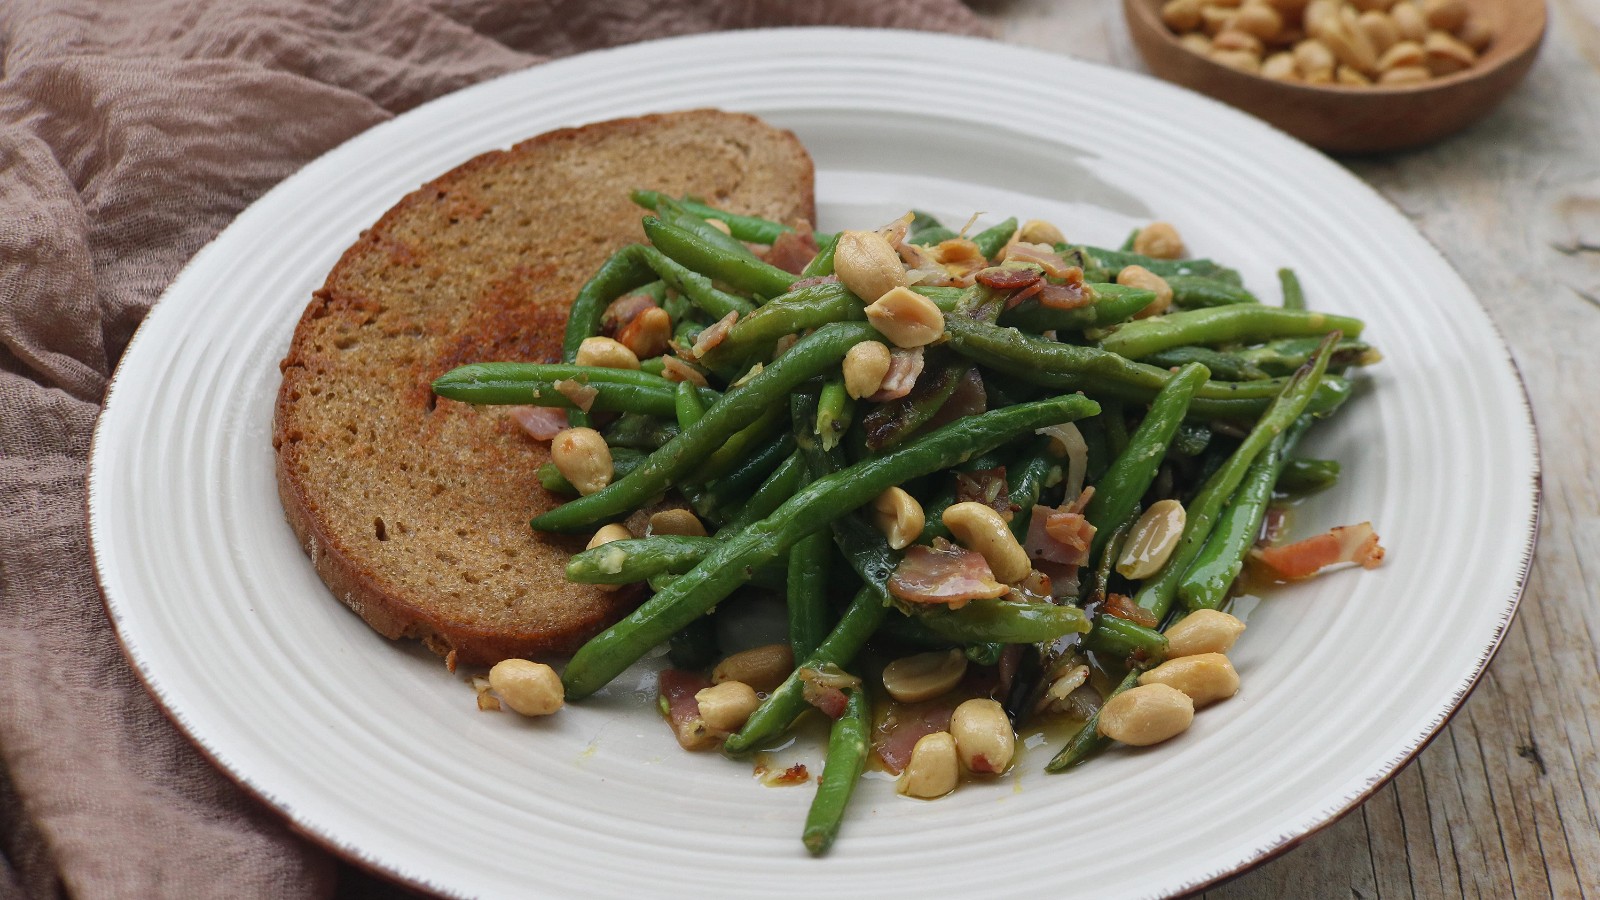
[0,2,985,897]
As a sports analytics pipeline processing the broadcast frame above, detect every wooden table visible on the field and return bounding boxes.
[974,1,1600,895]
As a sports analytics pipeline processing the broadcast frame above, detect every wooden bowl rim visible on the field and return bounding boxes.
[1124,0,1548,97]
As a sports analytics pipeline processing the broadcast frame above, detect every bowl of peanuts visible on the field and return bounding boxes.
[1124,0,1546,153]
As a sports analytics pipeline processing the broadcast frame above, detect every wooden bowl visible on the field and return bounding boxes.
[1123,0,1546,154]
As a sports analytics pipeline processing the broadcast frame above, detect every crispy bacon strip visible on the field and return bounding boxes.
[1103,592,1159,628]
[508,406,568,441]
[1000,242,1081,281]
[1037,281,1091,309]
[888,542,1009,608]
[1024,505,1095,567]
[658,669,717,752]
[875,701,956,774]
[1252,522,1386,580]
[765,228,819,275]
[867,347,925,402]
[691,310,739,358]
[975,267,1044,291]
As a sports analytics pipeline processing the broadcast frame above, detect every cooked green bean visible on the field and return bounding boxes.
[1083,614,1169,665]
[560,394,1100,698]
[674,379,706,431]
[432,364,690,419]
[1278,457,1341,495]
[698,282,864,370]
[1082,363,1209,563]
[695,430,797,522]
[1142,346,1271,382]
[997,283,1157,334]
[667,616,719,670]
[637,244,754,319]
[1178,418,1311,609]
[802,232,841,278]
[971,217,1018,259]
[643,216,798,300]
[630,190,808,245]
[716,452,806,535]
[908,210,955,246]
[803,687,871,856]
[604,412,679,451]
[861,360,967,451]
[530,322,878,533]
[561,246,657,365]
[1071,245,1242,286]
[566,535,718,584]
[788,391,833,661]
[651,196,763,260]
[1005,436,1057,543]
[910,599,1089,644]
[1167,274,1259,308]
[1133,333,1340,621]
[538,448,645,497]
[1232,336,1381,375]
[816,379,853,452]
[1278,267,1306,310]
[1097,306,1364,360]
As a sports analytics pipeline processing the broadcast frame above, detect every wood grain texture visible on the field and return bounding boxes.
[973,0,1600,895]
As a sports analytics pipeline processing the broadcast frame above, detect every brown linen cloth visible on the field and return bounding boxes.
[0,2,987,897]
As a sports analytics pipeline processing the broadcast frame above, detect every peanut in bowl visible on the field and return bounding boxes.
[1122,0,1547,153]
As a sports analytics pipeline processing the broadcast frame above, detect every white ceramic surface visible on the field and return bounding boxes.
[87,28,1539,900]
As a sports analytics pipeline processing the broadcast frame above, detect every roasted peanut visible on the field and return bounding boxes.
[1134,223,1185,260]
[865,286,945,347]
[1117,265,1174,318]
[1336,63,1373,84]
[489,659,564,717]
[1200,4,1240,35]
[899,732,959,798]
[951,699,1016,774]
[695,681,760,733]
[843,340,892,399]
[575,335,641,370]
[1391,1,1428,41]
[1117,499,1187,580]
[1140,653,1241,706]
[551,427,612,496]
[618,306,671,360]
[1163,0,1205,32]
[1356,9,1401,53]
[1164,609,1247,657]
[586,523,632,550]
[1456,15,1492,51]
[882,649,967,703]
[1294,38,1338,79]
[1210,48,1263,73]
[943,501,1031,584]
[1378,39,1425,70]
[873,486,926,551]
[1179,32,1215,54]
[713,643,794,694]
[1424,30,1476,76]
[1421,0,1467,31]
[1350,0,1395,10]
[1234,2,1284,40]
[1097,683,1194,746]
[649,508,707,537]
[1379,64,1431,83]
[1212,28,1265,55]
[835,229,907,302]
[1262,51,1300,80]
[1017,219,1067,245]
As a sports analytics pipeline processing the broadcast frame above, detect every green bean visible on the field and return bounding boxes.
[639,356,666,376]
[802,232,841,278]
[667,616,719,670]
[816,380,854,452]
[1118,228,1140,252]
[1006,436,1057,543]
[1133,334,1340,621]
[561,247,657,365]
[1167,274,1259,309]
[649,565,786,593]
[1097,306,1364,360]
[1172,422,1213,458]
[566,535,718,584]
[971,217,1018,259]
[1178,418,1311,609]
[1102,400,1129,459]
[603,412,679,451]
[1279,267,1306,310]
[1232,336,1382,375]
[907,210,951,245]
[909,599,1089,644]
[942,316,1350,420]
[998,283,1157,334]
[432,364,686,419]
[1088,512,1137,605]
[1071,245,1243,285]
[637,244,754,320]
[694,431,797,522]
[725,586,889,753]
[643,216,797,300]
[861,359,967,451]
[630,190,809,245]
[538,448,645,496]
[914,286,968,310]
[1045,669,1141,772]
[651,196,762,260]
[698,283,863,370]
[1142,345,1270,382]
[1278,457,1341,495]
[530,322,877,533]
[1083,614,1169,665]
[674,379,706,431]
[803,687,871,856]
[560,394,1100,698]
[787,391,833,661]
[1082,363,1210,562]
[689,405,786,484]
[716,452,805,535]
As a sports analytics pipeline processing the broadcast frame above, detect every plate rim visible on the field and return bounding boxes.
[85,25,1543,899]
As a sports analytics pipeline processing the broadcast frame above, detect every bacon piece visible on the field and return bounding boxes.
[975,266,1044,291]
[765,229,820,275]
[1037,281,1091,309]
[888,541,1009,608]
[658,669,717,752]
[866,347,925,402]
[660,355,709,387]
[921,367,986,433]
[875,701,956,774]
[956,467,1011,518]
[1103,592,1159,628]
[1252,522,1386,579]
[1024,505,1095,567]
[602,293,658,334]
[691,310,739,358]
[1000,242,1082,281]
[552,379,599,413]
[1004,280,1045,309]
[507,406,568,441]
[802,682,849,719]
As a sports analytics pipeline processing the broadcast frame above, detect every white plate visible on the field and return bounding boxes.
[88,28,1539,900]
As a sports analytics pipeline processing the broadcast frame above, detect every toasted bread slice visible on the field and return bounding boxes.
[273,110,815,667]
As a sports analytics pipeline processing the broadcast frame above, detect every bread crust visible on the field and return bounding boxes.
[273,110,815,666]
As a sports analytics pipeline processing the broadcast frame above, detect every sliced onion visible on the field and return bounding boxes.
[1037,422,1088,498]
